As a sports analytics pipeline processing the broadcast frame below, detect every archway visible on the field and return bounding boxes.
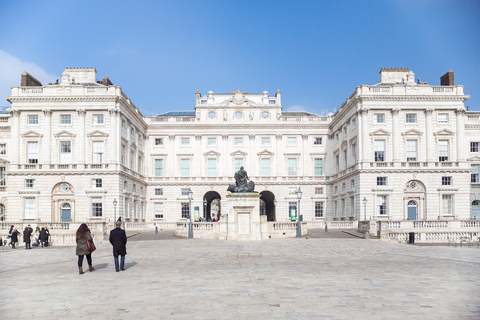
[259,191,276,221]
[203,191,221,221]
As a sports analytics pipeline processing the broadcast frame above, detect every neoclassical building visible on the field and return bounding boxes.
[0,67,479,225]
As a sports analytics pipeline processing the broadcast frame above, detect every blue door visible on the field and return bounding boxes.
[61,203,71,222]
[407,200,417,220]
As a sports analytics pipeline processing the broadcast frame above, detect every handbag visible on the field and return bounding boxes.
[86,240,96,252]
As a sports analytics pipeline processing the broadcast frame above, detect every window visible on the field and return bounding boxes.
[208,111,216,119]
[261,158,270,176]
[92,141,104,163]
[130,127,135,138]
[315,187,323,194]
[121,145,125,165]
[60,115,71,125]
[287,158,297,176]
[377,195,387,215]
[0,204,4,221]
[261,137,270,145]
[27,141,39,164]
[343,127,347,135]
[0,143,5,155]
[472,201,480,219]
[155,138,164,146]
[351,197,355,216]
[335,155,339,172]
[24,198,35,219]
[234,158,243,171]
[377,177,387,186]
[352,119,356,128]
[314,158,323,176]
[438,113,449,124]
[121,119,125,130]
[155,188,163,196]
[261,111,270,118]
[442,177,452,186]
[201,100,207,105]
[343,150,347,169]
[234,138,243,146]
[208,138,216,146]
[154,203,164,219]
[181,203,190,218]
[442,195,453,215]
[351,180,355,189]
[471,142,479,153]
[208,159,217,176]
[334,201,337,217]
[406,140,418,162]
[181,188,191,196]
[60,141,71,163]
[130,151,134,169]
[406,113,417,123]
[28,115,38,125]
[269,100,275,105]
[91,179,102,188]
[124,198,129,218]
[342,199,345,216]
[438,140,449,162]
[155,159,164,177]
[0,167,5,186]
[471,165,479,183]
[335,134,339,142]
[287,137,297,146]
[342,183,345,191]
[25,179,35,188]
[234,111,243,119]
[124,180,127,190]
[93,114,104,124]
[138,155,142,173]
[91,198,102,217]
[181,138,190,145]
[352,144,357,163]
[133,184,136,193]
[374,113,385,124]
[374,140,385,162]
[335,186,338,194]
[181,159,190,177]
[315,202,324,218]
[314,137,322,145]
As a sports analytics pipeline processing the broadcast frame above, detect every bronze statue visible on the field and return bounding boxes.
[227,166,255,192]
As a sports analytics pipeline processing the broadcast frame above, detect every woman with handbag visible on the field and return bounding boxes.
[76,223,95,274]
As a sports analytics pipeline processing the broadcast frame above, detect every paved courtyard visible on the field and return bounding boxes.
[1,231,479,320]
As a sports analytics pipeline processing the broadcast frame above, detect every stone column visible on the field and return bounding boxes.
[360,108,369,163]
[76,109,86,164]
[249,134,255,174]
[168,134,175,176]
[276,134,282,176]
[222,134,228,177]
[195,134,202,176]
[391,108,400,163]
[302,134,308,176]
[356,110,363,165]
[109,108,117,164]
[455,108,466,162]
[424,108,434,163]
[10,110,20,165]
[42,109,52,164]
[115,111,121,163]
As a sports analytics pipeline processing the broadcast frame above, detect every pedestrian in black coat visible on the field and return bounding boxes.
[39,228,48,247]
[10,228,20,249]
[109,222,127,272]
[23,227,32,249]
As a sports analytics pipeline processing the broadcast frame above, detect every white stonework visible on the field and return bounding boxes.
[0,67,479,228]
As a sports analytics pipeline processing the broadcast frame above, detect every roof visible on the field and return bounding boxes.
[282,111,320,117]
[156,111,195,117]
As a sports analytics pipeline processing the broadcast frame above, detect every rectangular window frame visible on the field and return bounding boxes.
[60,114,72,125]
[154,203,164,219]
[314,202,324,218]
[91,197,103,218]
[405,113,417,124]
[374,113,385,124]
[92,114,104,125]
[28,115,38,125]
[470,142,479,153]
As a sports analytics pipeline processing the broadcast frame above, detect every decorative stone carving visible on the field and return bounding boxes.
[222,134,228,140]
[76,108,86,116]
[168,134,175,140]
[302,134,308,140]
[249,134,255,140]
[391,108,400,115]
[108,108,117,115]
[455,108,466,115]
[42,109,52,116]
[424,108,434,115]
[195,134,201,140]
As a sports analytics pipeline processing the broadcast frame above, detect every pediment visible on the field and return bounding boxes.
[87,130,109,138]
[467,155,480,162]
[54,130,76,138]
[257,149,274,156]
[369,129,391,136]
[230,150,248,156]
[341,140,348,148]
[433,129,455,136]
[204,150,221,157]
[21,130,43,138]
[0,157,10,164]
[401,129,423,136]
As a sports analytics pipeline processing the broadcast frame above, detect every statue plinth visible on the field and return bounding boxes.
[226,192,261,240]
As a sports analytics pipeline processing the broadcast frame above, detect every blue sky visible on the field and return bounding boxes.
[1,0,479,115]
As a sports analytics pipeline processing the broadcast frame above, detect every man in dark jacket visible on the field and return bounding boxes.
[109,222,127,272]
[39,228,48,247]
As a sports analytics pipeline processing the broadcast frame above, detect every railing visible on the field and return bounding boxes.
[273,222,298,230]
[368,87,391,93]
[0,118,9,123]
[461,220,480,228]
[328,221,357,229]
[176,117,195,122]
[85,87,108,93]
[413,221,448,228]
[432,86,454,93]
[21,88,43,94]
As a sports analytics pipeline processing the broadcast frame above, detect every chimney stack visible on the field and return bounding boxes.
[440,70,454,86]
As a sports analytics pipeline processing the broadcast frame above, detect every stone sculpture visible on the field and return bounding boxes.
[227,166,255,193]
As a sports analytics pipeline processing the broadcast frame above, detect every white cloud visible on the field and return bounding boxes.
[0,50,57,105]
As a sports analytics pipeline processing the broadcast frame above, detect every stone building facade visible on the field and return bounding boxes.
[0,67,478,225]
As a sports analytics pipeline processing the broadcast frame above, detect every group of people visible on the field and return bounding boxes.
[3,225,50,249]
[75,221,127,274]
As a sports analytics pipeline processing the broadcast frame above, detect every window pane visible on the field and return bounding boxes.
[288,158,297,176]
[234,158,243,171]
[60,115,71,124]
[0,167,5,186]
[261,158,270,176]
[438,140,449,162]
[93,114,104,124]
[27,142,39,164]
[377,195,387,215]
[92,141,104,163]
[234,138,243,145]
[315,202,323,217]
[374,140,385,162]
[442,195,452,215]
[314,158,323,176]
[154,203,164,219]
[208,159,216,177]
[91,198,103,217]
[181,159,190,177]
[406,140,417,161]
[208,138,216,145]
[155,159,164,177]
[287,137,297,146]
[60,141,71,163]
[25,198,35,219]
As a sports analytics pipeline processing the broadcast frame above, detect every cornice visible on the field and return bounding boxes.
[18,190,41,194]
[148,124,330,130]
[465,124,480,129]
[360,96,469,102]
[8,97,117,103]
[85,190,108,194]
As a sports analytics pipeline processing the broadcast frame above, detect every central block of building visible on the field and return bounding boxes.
[226,192,261,240]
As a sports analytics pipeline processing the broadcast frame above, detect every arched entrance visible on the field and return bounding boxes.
[61,203,72,222]
[407,200,417,220]
[204,191,221,221]
[259,191,276,221]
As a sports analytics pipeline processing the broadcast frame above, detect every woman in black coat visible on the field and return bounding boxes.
[23,227,32,249]
[39,228,48,247]
[10,228,20,249]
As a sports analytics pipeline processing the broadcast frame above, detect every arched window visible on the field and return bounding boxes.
[0,204,4,221]
[472,201,480,219]
[61,203,71,210]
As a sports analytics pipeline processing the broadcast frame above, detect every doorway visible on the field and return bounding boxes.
[61,203,72,222]
[407,200,417,220]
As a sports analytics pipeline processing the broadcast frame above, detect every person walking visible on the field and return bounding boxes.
[23,226,32,249]
[10,228,20,249]
[76,223,95,274]
[39,227,48,247]
[8,225,14,247]
[109,221,127,272]
[33,227,40,246]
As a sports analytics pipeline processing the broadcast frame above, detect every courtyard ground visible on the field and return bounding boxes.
[0,230,479,319]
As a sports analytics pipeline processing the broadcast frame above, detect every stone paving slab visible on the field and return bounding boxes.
[1,236,479,319]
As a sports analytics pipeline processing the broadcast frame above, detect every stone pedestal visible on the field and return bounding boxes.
[226,192,261,240]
